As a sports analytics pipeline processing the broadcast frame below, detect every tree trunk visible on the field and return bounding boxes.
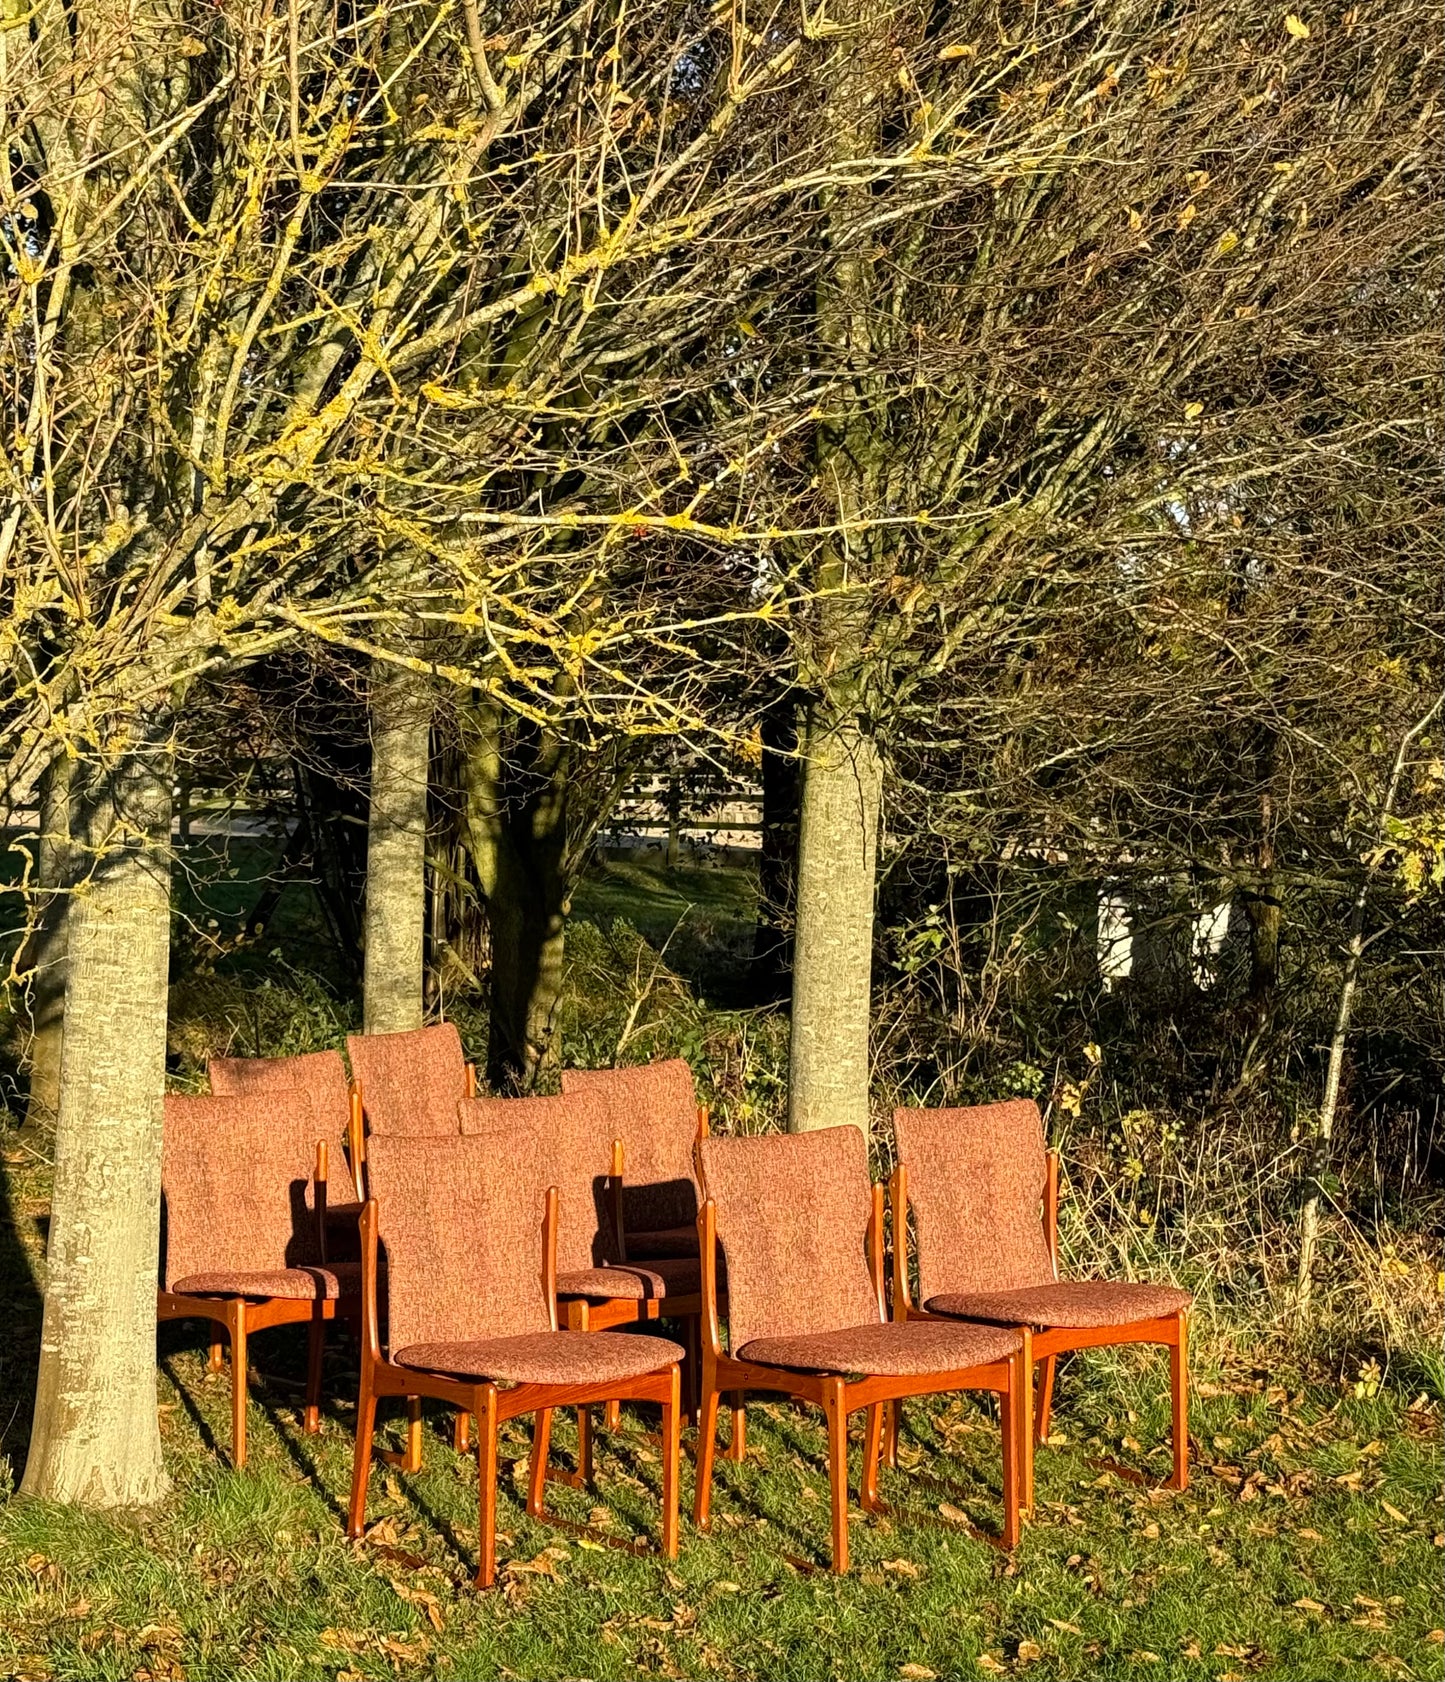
[460,700,569,1091]
[22,735,173,1507]
[22,751,74,1134]
[788,708,882,1134]
[363,662,432,1036]
[786,10,887,1134]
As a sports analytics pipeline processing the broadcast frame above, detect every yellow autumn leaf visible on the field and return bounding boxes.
[939,42,977,59]
[1184,400,1204,419]
[1284,13,1311,35]
[1217,229,1239,254]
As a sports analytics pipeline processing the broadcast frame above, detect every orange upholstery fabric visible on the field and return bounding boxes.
[161,1091,325,1291]
[893,1101,1055,1304]
[208,1049,357,1202]
[927,1280,1192,1329]
[739,1317,1019,1377]
[365,1130,551,1352]
[557,1257,701,1302]
[346,1023,467,1137]
[560,1060,699,1234]
[459,1092,616,1273]
[171,1264,360,1301]
[696,1127,880,1352]
[394,1329,682,1387]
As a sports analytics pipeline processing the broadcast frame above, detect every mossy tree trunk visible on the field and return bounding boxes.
[22,730,173,1507]
[787,9,887,1135]
[22,751,74,1134]
[363,662,433,1036]
[460,700,569,1091]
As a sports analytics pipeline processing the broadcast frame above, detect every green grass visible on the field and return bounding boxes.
[0,1124,1440,1682]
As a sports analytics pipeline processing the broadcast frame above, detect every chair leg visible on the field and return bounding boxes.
[304,1310,325,1436]
[348,1385,378,1538]
[1000,1362,1021,1549]
[823,1377,850,1575]
[884,1398,900,1468]
[230,1303,248,1469]
[577,1405,594,1483]
[682,1315,699,1425]
[208,1333,225,1374]
[860,1403,885,1513]
[475,1390,500,1589]
[604,1399,621,1432]
[1036,1354,1057,1444]
[1018,1328,1034,1517]
[454,1411,470,1454]
[401,1395,423,1475]
[528,1409,553,1518]
[693,1381,721,1528]
[725,1394,746,1462]
[660,1365,681,1559]
[1168,1313,1190,1491]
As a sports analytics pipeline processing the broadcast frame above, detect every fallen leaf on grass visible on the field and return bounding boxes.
[975,1658,1006,1675]
[882,1559,921,1578]
[1016,1640,1044,1663]
[938,1502,969,1524]
[1048,1619,1082,1636]
[1425,1629,1443,1644]
[387,1579,445,1632]
[1380,1501,1408,1524]
[900,1666,937,1679]
[1292,1598,1327,1615]
[1295,1527,1323,1541]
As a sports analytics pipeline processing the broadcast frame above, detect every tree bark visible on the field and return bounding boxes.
[22,751,74,1133]
[459,700,568,1091]
[22,734,173,1507]
[786,10,888,1134]
[788,707,882,1133]
[363,662,432,1036]
[750,694,800,1002]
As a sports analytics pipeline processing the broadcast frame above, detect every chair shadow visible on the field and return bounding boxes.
[0,1137,47,1480]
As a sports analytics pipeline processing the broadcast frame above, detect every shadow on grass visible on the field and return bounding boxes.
[0,1136,45,1482]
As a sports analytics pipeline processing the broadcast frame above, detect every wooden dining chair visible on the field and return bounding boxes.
[693,1126,1028,1574]
[350,1129,682,1588]
[459,1091,712,1458]
[159,1090,360,1468]
[345,1022,476,1198]
[890,1099,1192,1509]
[559,1059,709,1260]
[208,1049,361,1259]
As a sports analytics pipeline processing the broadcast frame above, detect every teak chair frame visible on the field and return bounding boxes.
[889,1147,1189,1509]
[347,1185,681,1588]
[158,1141,350,1469]
[693,1187,1028,1574]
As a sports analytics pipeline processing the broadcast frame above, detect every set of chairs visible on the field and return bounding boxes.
[160,1028,1191,1584]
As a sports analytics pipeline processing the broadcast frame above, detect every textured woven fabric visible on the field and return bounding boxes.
[161,1091,325,1290]
[394,1329,683,1386]
[560,1060,699,1234]
[171,1264,360,1301]
[459,1092,616,1273]
[208,1049,357,1202]
[893,1101,1055,1304]
[739,1317,1020,1377]
[696,1127,880,1352]
[556,1256,701,1302]
[366,1130,551,1351]
[623,1223,698,1260]
[347,1023,468,1137]
[927,1280,1192,1329]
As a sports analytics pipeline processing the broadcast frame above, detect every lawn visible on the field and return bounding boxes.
[0,1118,1440,1682]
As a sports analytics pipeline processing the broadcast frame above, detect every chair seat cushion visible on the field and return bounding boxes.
[925,1280,1192,1329]
[393,1329,684,1387]
[738,1318,1020,1377]
[557,1257,702,1302]
[170,1264,361,1302]
[624,1224,698,1260]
